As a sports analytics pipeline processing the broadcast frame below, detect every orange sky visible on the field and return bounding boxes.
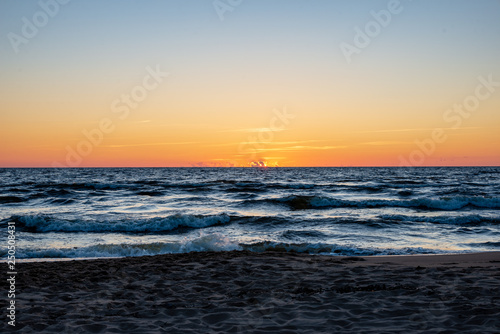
[1,1,499,167]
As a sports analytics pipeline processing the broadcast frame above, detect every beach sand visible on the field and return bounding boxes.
[5,251,500,333]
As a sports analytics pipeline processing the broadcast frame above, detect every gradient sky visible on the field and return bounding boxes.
[1,0,499,167]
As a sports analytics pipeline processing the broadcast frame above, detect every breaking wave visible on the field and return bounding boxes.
[6,238,460,259]
[246,195,500,211]
[240,241,455,256]
[4,213,231,233]
[8,233,240,259]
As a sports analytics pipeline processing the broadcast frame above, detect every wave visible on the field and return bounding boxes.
[4,210,499,236]
[234,215,399,228]
[4,238,460,259]
[135,190,165,196]
[0,195,23,204]
[4,213,231,233]
[33,182,137,191]
[465,241,500,248]
[226,186,267,193]
[239,241,453,256]
[281,229,330,240]
[397,190,414,196]
[248,214,500,228]
[378,214,500,225]
[467,241,500,248]
[47,198,75,205]
[245,195,500,211]
[391,179,425,185]
[7,233,240,259]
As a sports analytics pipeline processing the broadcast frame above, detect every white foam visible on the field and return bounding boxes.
[282,195,500,210]
[12,213,231,233]
[15,233,241,259]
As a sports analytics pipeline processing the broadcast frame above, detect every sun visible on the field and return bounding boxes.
[251,161,268,168]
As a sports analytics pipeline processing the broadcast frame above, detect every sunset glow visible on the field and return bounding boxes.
[1,0,499,167]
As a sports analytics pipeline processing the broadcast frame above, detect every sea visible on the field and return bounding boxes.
[1,167,500,260]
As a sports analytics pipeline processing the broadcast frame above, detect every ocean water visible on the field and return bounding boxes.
[1,167,500,260]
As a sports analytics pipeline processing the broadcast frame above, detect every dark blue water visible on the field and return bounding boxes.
[1,167,499,259]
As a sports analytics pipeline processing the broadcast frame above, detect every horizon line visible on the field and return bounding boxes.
[1,166,499,169]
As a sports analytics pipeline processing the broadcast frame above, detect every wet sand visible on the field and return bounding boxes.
[5,251,500,333]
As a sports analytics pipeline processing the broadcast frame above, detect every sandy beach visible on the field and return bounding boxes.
[5,251,500,333]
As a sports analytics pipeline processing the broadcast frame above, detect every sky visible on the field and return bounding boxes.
[1,0,499,167]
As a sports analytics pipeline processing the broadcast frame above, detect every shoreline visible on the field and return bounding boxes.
[9,249,499,263]
[7,250,500,332]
